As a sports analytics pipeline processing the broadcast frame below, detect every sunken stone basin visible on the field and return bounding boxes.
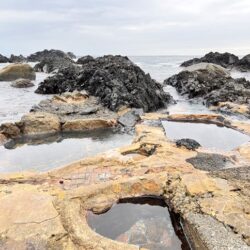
[162,121,250,151]
[87,197,190,250]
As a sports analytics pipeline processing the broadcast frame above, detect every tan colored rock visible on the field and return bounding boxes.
[184,62,230,77]
[0,122,21,138]
[0,185,66,249]
[210,102,250,117]
[0,64,36,81]
[21,112,61,135]
[0,133,7,145]
[62,118,117,132]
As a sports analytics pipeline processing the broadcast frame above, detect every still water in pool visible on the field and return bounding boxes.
[0,129,133,173]
[87,197,190,250]
[162,121,249,151]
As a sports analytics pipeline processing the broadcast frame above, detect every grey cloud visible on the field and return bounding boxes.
[0,0,249,55]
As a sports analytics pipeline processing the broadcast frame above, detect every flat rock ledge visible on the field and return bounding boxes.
[0,113,250,249]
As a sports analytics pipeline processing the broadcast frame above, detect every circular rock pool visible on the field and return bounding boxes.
[87,197,190,250]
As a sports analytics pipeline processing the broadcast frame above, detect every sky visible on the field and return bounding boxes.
[0,0,250,56]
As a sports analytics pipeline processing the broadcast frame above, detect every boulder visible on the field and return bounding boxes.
[0,64,36,81]
[235,54,250,72]
[36,55,173,112]
[118,109,143,127]
[21,112,61,135]
[67,52,76,59]
[11,78,34,88]
[176,138,201,150]
[0,122,21,138]
[0,54,9,63]
[27,49,73,62]
[181,52,239,68]
[34,57,75,73]
[9,54,26,63]
[76,55,95,65]
[164,63,250,108]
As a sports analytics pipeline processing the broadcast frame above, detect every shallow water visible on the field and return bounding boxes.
[0,129,133,173]
[87,197,190,250]
[0,62,49,124]
[162,121,250,151]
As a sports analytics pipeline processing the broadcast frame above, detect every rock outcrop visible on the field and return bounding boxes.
[0,64,36,81]
[11,78,34,88]
[235,54,250,72]
[27,49,74,62]
[0,54,9,63]
[181,52,239,68]
[0,116,250,249]
[34,57,76,73]
[20,112,61,135]
[164,63,250,112]
[36,55,172,112]
[76,55,95,65]
[9,54,26,63]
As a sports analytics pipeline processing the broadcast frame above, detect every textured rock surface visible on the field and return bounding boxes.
[0,64,36,81]
[11,78,34,88]
[20,112,61,135]
[27,49,74,62]
[187,153,235,171]
[236,54,250,72]
[34,57,76,73]
[0,114,249,249]
[36,55,172,112]
[165,63,250,116]
[181,52,239,68]
[9,54,26,63]
[0,54,9,63]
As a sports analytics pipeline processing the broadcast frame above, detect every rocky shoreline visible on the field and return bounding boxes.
[0,50,250,250]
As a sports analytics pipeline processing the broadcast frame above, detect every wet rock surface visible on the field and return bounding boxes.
[186,152,235,171]
[0,64,36,81]
[36,55,173,112]
[181,52,239,68]
[176,138,201,150]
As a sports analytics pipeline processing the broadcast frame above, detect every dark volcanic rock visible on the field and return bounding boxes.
[235,54,250,72]
[181,52,239,68]
[36,55,172,112]
[9,54,26,63]
[67,52,76,59]
[77,55,95,65]
[0,54,9,63]
[34,57,75,73]
[164,63,250,107]
[27,49,72,62]
[187,153,234,171]
[176,138,201,150]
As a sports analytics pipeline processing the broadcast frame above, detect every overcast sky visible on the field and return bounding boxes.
[0,0,250,56]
